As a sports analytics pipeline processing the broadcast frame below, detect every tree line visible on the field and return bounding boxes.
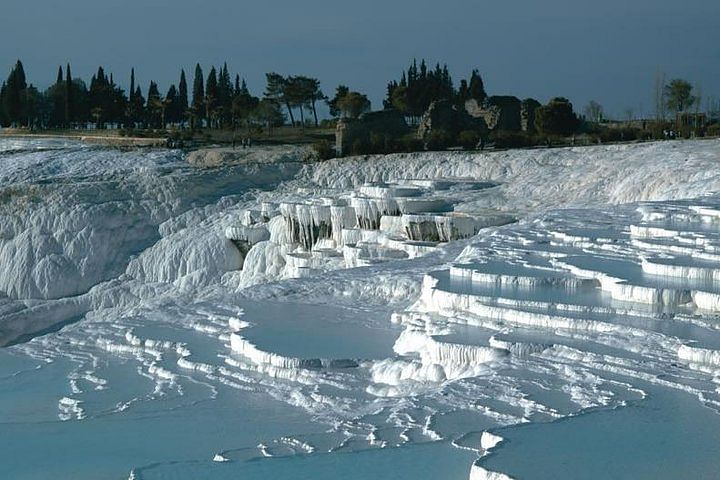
[1,58,714,142]
[0,60,344,131]
[0,57,584,139]
[382,60,489,122]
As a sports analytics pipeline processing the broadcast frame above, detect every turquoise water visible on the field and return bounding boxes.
[482,383,720,479]
[0,347,475,480]
[240,300,400,359]
[139,442,476,480]
[0,346,314,480]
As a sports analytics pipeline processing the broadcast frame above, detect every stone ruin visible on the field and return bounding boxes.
[416,100,488,143]
[335,109,410,156]
[464,96,540,133]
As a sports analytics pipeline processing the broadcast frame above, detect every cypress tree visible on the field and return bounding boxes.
[218,63,231,103]
[217,63,233,127]
[50,66,65,127]
[65,63,73,126]
[133,85,145,128]
[147,81,162,128]
[4,60,28,126]
[457,79,469,106]
[468,70,487,104]
[109,81,126,128]
[125,68,136,127]
[129,68,135,102]
[89,66,115,128]
[205,67,218,127]
[126,68,137,127]
[165,84,179,124]
[178,69,188,123]
[0,82,8,127]
[191,64,204,127]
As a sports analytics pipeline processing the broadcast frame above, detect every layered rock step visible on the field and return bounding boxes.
[223,179,511,284]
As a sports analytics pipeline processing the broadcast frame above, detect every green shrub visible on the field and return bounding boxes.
[400,135,424,152]
[491,131,536,148]
[319,118,338,129]
[369,132,387,153]
[706,123,720,137]
[598,127,645,143]
[457,130,481,150]
[312,139,336,160]
[351,138,371,155]
[425,129,452,151]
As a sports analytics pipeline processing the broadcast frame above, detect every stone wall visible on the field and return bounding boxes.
[335,110,410,155]
[464,97,523,132]
[417,100,488,141]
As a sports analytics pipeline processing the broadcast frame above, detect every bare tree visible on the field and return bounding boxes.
[583,100,604,123]
[624,107,634,122]
[654,70,666,121]
[706,96,720,121]
[665,79,697,115]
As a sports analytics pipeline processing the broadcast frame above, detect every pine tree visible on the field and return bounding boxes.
[265,72,293,126]
[336,91,371,119]
[290,76,324,127]
[329,85,350,117]
[283,76,307,127]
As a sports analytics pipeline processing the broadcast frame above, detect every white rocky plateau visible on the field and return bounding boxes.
[3,137,720,479]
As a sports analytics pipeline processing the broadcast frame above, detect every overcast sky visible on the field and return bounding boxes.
[1,0,718,118]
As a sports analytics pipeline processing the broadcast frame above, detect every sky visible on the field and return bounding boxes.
[1,0,718,119]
